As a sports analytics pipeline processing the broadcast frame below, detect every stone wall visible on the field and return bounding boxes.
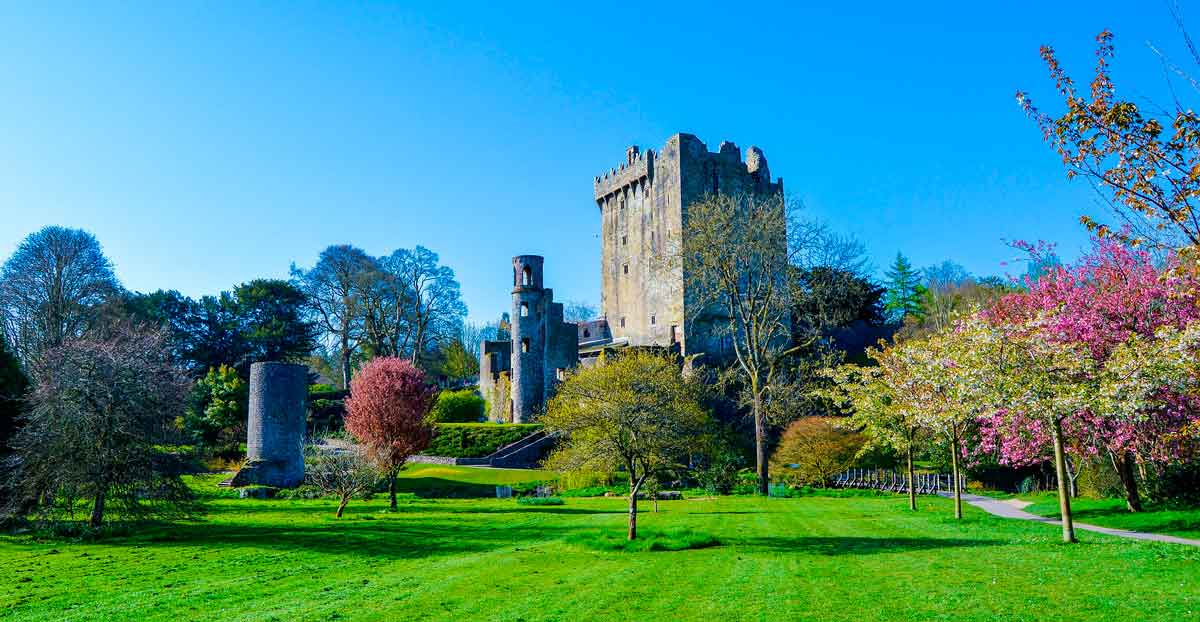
[593,133,784,361]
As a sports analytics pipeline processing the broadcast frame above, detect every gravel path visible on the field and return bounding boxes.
[943,492,1200,547]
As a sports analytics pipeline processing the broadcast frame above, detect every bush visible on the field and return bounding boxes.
[430,389,485,423]
[424,423,541,458]
[1145,461,1200,506]
[770,417,864,487]
[516,496,564,506]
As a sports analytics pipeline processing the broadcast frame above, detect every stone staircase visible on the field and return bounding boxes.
[409,429,556,469]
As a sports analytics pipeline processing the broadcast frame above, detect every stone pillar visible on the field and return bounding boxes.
[232,362,307,488]
[511,255,546,423]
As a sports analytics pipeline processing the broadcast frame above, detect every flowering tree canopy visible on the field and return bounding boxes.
[344,357,436,510]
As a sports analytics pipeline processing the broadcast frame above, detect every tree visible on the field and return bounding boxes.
[381,246,467,366]
[1018,28,1200,254]
[5,325,191,527]
[438,339,478,383]
[790,266,885,339]
[231,279,317,365]
[182,364,247,447]
[305,443,378,518]
[563,300,598,323]
[291,245,378,389]
[770,417,864,486]
[979,237,1200,513]
[672,192,807,495]
[0,226,121,365]
[823,346,924,511]
[344,357,436,510]
[542,351,711,540]
[883,253,924,324]
[0,335,28,454]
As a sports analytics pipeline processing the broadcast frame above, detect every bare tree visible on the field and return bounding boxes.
[291,245,378,389]
[381,246,467,366]
[0,226,121,365]
[305,442,379,518]
[668,192,824,495]
[4,324,191,527]
[562,300,598,323]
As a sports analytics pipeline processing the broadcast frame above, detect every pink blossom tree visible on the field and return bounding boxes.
[979,237,1200,512]
[344,357,437,510]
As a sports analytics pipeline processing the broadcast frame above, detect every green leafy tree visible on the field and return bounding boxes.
[542,351,712,540]
[184,365,247,447]
[438,339,478,382]
[883,253,925,324]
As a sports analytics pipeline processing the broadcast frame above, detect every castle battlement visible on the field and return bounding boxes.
[593,146,653,201]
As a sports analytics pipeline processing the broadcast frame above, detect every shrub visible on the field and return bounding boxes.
[430,389,485,423]
[425,423,541,458]
[770,417,864,487]
[516,496,564,506]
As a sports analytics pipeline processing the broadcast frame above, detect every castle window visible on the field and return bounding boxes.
[521,266,532,286]
[521,338,530,353]
[623,264,629,275]
[520,302,529,317]
[622,235,627,246]
[620,317,626,328]
[651,315,656,325]
[583,329,591,338]
[556,368,566,382]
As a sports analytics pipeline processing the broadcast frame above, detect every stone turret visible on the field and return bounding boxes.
[231,362,307,488]
[510,255,546,422]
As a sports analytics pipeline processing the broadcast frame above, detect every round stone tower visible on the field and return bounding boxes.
[235,361,308,488]
[510,255,546,423]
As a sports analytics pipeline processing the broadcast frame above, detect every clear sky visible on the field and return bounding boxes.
[0,2,1191,322]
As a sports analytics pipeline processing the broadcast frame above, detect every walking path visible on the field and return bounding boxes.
[941,492,1200,547]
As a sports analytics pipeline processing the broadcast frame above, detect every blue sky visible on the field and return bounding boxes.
[0,2,1191,322]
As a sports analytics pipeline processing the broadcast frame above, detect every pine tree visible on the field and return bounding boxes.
[883,253,925,323]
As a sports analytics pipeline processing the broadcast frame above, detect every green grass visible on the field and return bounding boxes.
[2,476,1198,621]
[1022,493,1200,540]
[392,463,553,498]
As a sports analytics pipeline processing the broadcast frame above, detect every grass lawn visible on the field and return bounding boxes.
[1022,493,1200,540]
[1,474,1198,622]
[394,463,555,497]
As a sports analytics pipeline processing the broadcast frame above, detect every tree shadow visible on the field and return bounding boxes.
[731,535,1004,555]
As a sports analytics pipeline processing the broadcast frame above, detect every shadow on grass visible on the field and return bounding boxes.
[732,535,1004,555]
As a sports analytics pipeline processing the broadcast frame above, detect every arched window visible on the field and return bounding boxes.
[520,302,529,317]
[521,266,532,286]
[583,329,591,338]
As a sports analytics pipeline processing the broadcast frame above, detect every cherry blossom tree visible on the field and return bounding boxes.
[344,357,436,511]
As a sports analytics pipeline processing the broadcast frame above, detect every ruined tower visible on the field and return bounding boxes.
[480,255,579,423]
[232,361,307,488]
[592,133,785,358]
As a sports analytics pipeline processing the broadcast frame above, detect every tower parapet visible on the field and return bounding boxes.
[594,146,654,202]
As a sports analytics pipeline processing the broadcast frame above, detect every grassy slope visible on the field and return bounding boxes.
[2,482,1198,622]
[392,464,554,497]
[1022,493,1200,540]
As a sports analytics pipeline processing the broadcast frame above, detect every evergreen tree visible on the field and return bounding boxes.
[883,253,925,323]
[0,334,28,454]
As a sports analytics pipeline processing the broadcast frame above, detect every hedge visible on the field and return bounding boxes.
[425,423,542,458]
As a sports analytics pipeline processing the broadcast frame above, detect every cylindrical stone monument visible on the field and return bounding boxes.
[232,362,307,488]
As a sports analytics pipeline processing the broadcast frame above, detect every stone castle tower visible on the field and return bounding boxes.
[480,255,579,423]
[592,133,784,358]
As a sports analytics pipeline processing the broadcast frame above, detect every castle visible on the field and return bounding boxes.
[481,133,785,422]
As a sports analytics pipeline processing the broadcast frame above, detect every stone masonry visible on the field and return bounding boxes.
[231,361,308,488]
[592,133,784,360]
[479,256,579,423]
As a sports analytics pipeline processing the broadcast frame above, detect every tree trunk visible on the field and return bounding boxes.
[753,390,768,496]
[388,468,399,511]
[950,431,962,520]
[336,496,349,518]
[340,333,351,391]
[1051,418,1077,543]
[628,474,643,541]
[89,489,106,528]
[906,446,917,512]
[1113,451,1142,513]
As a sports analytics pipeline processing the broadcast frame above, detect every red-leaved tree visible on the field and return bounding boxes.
[344,357,436,510]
